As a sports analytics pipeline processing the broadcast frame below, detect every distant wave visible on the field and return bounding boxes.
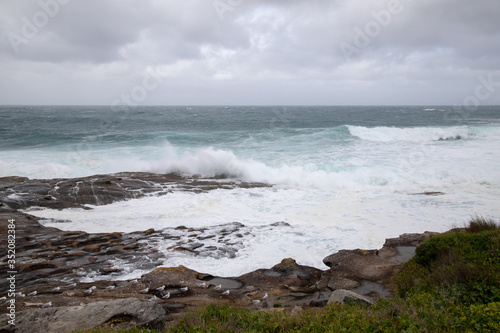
[346,125,473,142]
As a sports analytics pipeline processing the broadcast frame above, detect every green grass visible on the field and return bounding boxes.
[76,217,500,332]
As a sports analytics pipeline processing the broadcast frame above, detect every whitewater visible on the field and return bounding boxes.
[1,105,499,279]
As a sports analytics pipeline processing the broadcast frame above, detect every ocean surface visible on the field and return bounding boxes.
[1,105,500,279]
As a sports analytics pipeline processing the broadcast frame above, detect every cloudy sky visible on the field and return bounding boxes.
[1,0,499,105]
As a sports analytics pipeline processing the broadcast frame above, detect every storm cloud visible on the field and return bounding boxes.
[1,0,499,105]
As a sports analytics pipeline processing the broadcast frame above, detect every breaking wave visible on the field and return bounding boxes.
[346,125,473,142]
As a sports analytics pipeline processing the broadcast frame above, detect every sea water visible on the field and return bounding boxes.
[1,105,499,278]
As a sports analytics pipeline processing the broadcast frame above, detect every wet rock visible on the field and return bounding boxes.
[239,259,323,290]
[411,191,445,196]
[0,211,164,290]
[205,277,243,290]
[100,266,122,274]
[197,234,216,240]
[143,228,155,235]
[0,172,271,210]
[18,262,58,273]
[0,298,165,333]
[173,242,204,254]
[83,244,102,252]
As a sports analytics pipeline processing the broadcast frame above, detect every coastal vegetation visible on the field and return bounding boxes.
[77,216,500,332]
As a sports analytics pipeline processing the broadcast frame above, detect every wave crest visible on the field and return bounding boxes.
[346,125,471,142]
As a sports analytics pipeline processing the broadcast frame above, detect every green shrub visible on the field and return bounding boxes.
[396,224,500,305]
[466,215,499,233]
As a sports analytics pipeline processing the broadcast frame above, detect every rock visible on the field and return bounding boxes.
[140,266,203,288]
[323,249,399,282]
[318,232,441,301]
[144,228,155,235]
[82,244,102,252]
[100,266,121,274]
[0,172,271,210]
[238,259,323,290]
[18,262,58,273]
[0,298,165,333]
[327,289,375,306]
[0,201,15,211]
[382,232,437,248]
[326,276,361,290]
[411,191,445,196]
[272,258,300,272]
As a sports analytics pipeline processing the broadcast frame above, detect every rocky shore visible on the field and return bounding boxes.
[0,173,439,332]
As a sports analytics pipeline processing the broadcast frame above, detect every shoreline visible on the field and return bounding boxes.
[0,207,438,330]
[0,172,469,331]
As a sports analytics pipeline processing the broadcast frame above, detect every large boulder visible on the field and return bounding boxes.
[140,265,207,289]
[323,249,399,282]
[1,298,165,333]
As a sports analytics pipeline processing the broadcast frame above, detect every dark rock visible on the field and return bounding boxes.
[173,246,198,254]
[0,172,271,210]
[143,228,155,235]
[82,244,102,252]
[326,276,361,290]
[382,232,437,248]
[197,234,216,240]
[18,262,58,273]
[100,266,121,274]
[0,298,165,333]
[272,258,300,273]
[411,191,445,196]
[140,266,203,289]
[173,242,204,253]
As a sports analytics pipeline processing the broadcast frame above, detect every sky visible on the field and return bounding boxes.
[0,0,499,105]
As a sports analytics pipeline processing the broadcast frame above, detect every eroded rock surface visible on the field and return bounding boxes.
[0,172,270,210]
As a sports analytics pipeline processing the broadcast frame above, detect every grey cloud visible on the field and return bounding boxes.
[0,0,499,105]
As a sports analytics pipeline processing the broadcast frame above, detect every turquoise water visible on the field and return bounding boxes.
[1,105,500,181]
[2,105,499,277]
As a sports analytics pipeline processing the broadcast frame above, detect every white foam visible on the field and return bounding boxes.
[347,125,472,142]
[31,182,500,277]
[138,138,500,193]
[6,123,500,279]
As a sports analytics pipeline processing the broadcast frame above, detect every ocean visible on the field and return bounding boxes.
[1,105,499,279]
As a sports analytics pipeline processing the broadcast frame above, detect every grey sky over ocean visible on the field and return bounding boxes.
[1,0,499,105]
